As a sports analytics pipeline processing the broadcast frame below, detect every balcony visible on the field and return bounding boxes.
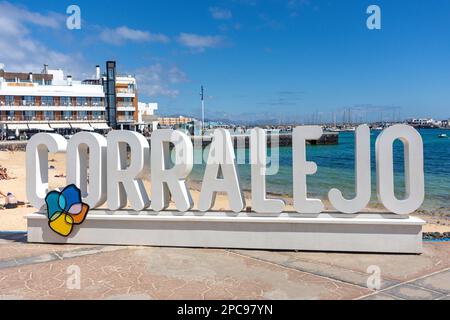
[60,102,105,107]
[116,88,135,94]
[117,102,134,108]
[0,101,104,108]
[0,104,105,112]
[117,102,135,113]
[0,115,106,122]
[117,116,134,123]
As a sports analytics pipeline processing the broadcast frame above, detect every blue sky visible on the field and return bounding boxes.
[0,0,449,123]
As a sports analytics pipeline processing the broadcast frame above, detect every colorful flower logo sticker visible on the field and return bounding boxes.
[45,184,90,237]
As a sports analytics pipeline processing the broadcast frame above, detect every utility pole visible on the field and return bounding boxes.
[200,85,205,134]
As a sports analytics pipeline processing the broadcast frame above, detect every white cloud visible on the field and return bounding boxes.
[134,64,188,98]
[177,33,225,51]
[209,7,232,20]
[0,2,81,74]
[0,2,63,29]
[100,26,170,45]
[0,2,187,95]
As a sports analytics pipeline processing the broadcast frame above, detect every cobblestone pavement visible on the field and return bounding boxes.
[0,232,448,300]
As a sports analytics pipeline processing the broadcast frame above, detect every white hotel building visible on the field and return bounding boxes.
[0,63,157,136]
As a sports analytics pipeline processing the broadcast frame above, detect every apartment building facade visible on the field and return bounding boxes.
[0,62,145,136]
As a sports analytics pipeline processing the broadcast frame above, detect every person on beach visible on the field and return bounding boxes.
[0,190,18,209]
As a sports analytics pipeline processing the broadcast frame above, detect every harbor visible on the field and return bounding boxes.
[190,131,339,148]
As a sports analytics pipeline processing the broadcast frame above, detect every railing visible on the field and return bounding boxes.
[0,101,105,107]
[0,102,105,107]
[117,102,134,108]
[117,116,134,122]
[116,88,135,94]
[0,115,106,121]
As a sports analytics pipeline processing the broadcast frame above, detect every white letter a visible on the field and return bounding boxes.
[367,5,381,30]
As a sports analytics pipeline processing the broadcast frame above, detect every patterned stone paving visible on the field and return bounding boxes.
[0,233,448,300]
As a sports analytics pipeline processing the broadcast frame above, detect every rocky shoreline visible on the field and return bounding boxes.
[423,232,450,241]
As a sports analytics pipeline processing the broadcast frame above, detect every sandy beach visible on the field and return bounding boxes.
[0,150,448,233]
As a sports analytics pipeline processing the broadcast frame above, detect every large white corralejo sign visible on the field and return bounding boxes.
[26,124,426,254]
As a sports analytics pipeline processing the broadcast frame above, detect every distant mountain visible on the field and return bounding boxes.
[157,110,302,126]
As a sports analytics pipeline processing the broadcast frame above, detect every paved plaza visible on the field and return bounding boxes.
[0,232,448,300]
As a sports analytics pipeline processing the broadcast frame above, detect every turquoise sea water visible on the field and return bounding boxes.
[189,129,449,213]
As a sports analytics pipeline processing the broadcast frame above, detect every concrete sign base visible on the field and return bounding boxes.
[27,211,425,254]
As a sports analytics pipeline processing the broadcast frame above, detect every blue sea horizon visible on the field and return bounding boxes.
[188,128,449,214]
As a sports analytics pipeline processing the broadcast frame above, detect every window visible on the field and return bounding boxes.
[44,111,54,120]
[92,97,102,106]
[23,96,35,106]
[78,111,88,120]
[124,111,134,120]
[63,111,72,119]
[25,110,36,120]
[41,96,54,106]
[61,97,71,106]
[92,111,103,120]
[77,97,87,106]
[5,96,14,106]
[118,97,133,108]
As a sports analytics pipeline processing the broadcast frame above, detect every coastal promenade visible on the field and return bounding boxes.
[0,232,448,300]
